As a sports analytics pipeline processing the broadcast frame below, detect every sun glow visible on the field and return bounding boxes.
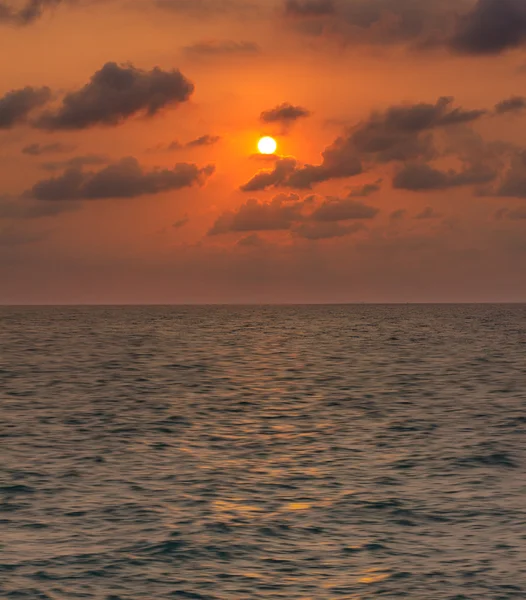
[258,136,277,155]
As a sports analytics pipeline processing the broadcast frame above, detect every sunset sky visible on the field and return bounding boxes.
[2,0,526,303]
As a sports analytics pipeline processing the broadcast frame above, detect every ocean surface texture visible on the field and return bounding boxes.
[1,305,525,600]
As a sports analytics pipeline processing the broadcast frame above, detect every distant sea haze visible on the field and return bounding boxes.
[1,305,525,599]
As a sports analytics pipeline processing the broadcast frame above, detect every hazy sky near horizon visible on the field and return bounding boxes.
[2,0,526,303]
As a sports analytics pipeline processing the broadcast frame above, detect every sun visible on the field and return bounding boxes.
[258,136,277,155]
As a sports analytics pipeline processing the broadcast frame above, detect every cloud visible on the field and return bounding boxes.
[40,154,110,171]
[492,151,526,197]
[155,0,258,17]
[284,0,334,17]
[22,142,76,156]
[393,162,496,191]
[310,197,379,221]
[183,40,261,56]
[283,0,526,56]
[240,157,298,191]
[236,233,268,247]
[242,97,491,191]
[348,179,382,197]
[36,62,194,130]
[415,207,442,219]
[260,102,311,125]
[186,134,221,148]
[209,196,305,234]
[495,96,526,114]
[0,0,63,26]
[390,209,407,220]
[26,157,214,201]
[173,216,189,229]
[0,226,44,246]
[0,86,51,129]
[209,193,378,237]
[149,135,221,153]
[451,0,526,55]
[294,221,363,240]
[0,195,80,219]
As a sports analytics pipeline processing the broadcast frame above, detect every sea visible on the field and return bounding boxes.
[1,305,525,599]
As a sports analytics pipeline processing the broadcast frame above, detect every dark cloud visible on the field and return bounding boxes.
[351,97,485,157]
[149,135,221,153]
[495,96,526,114]
[0,195,80,219]
[393,162,497,191]
[310,197,379,221]
[0,86,51,129]
[0,0,63,26]
[183,40,261,56]
[284,0,335,17]
[294,221,363,240]
[493,151,526,197]
[260,103,311,125]
[390,209,407,220]
[27,157,214,201]
[155,0,258,17]
[240,157,298,191]
[41,154,110,171]
[0,226,44,246]
[348,180,382,197]
[186,134,221,148]
[22,142,76,156]
[503,207,526,220]
[236,233,268,247]
[209,196,305,235]
[415,207,442,219]
[36,62,194,130]
[284,144,363,189]
[283,0,460,47]
[210,193,378,237]
[451,0,526,55]
[283,0,526,56]
[173,216,189,229]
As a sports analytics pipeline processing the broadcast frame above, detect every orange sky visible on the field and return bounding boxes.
[2,0,526,303]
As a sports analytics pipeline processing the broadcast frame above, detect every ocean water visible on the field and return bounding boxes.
[1,305,525,600]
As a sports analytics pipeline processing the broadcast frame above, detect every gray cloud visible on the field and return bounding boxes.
[36,62,194,130]
[495,96,526,114]
[27,157,214,201]
[260,102,311,125]
[183,40,261,56]
[0,195,80,219]
[0,0,63,26]
[40,154,110,171]
[283,0,526,56]
[348,179,382,197]
[451,0,526,55]
[284,0,334,17]
[22,142,76,156]
[415,207,442,219]
[0,86,51,129]
[493,151,526,197]
[390,209,407,220]
[311,197,379,221]
[209,193,378,237]
[393,162,497,191]
[149,134,221,153]
[186,134,221,148]
[173,216,189,229]
[209,196,305,235]
[294,221,363,240]
[155,0,259,17]
[240,158,298,191]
